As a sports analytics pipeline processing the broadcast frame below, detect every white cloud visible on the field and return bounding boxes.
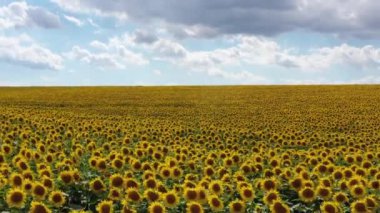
[66,46,126,69]
[0,34,63,70]
[0,1,60,29]
[66,34,149,69]
[64,15,83,27]
[147,35,380,82]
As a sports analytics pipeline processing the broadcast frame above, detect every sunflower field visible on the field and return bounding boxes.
[0,86,379,213]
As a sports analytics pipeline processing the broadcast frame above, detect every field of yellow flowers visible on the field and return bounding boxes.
[0,86,378,213]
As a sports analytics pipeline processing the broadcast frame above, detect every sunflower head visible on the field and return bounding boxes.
[109,174,124,188]
[186,201,204,213]
[162,190,179,208]
[316,185,332,200]
[29,201,52,213]
[350,184,366,198]
[126,188,141,203]
[96,200,113,213]
[261,178,277,192]
[299,187,316,203]
[184,187,198,201]
[148,202,165,213]
[90,178,106,193]
[350,200,367,213]
[6,188,26,209]
[195,186,207,204]
[229,199,246,213]
[333,192,348,203]
[208,195,224,212]
[209,180,223,195]
[263,190,280,206]
[32,182,47,200]
[9,173,23,188]
[320,201,340,213]
[49,190,66,207]
[108,188,123,201]
[270,200,290,213]
[239,186,255,202]
[144,189,160,202]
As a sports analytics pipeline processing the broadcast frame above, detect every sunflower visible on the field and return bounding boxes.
[125,178,139,189]
[186,202,204,213]
[261,178,277,192]
[111,158,124,170]
[144,189,160,202]
[162,190,179,208]
[298,187,316,203]
[108,188,123,201]
[184,187,198,202]
[42,177,54,190]
[333,192,348,204]
[170,167,182,179]
[369,180,379,190]
[23,179,33,194]
[289,177,303,191]
[270,201,290,213]
[229,199,245,213]
[32,182,47,200]
[350,200,367,213]
[59,170,74,185]
[6,188,26,209]
[363,195,378,210]
[195,186,207,204]
[96,158,107,172]
[29,201,51,213]
[49,190,66,207]
[350,184,366,198]
[332,170,343,180]
[9,173,23,188]
[126,188,141,203]
[148,202,166,213]
[316,185,332,200]
[208,195,224,212]
[90,178,106,193]
[320,201,340,213]
[263,190,280,206]
[96,200,113,213]
[209,180,223,195]
[109,174,124,188]
[203,166,215,177]
[144,178,158,189]
[239,186,254,202]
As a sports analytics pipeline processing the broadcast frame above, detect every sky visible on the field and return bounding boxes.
[1,0,380,86]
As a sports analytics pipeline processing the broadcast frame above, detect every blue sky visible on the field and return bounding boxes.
[1,0,380,85]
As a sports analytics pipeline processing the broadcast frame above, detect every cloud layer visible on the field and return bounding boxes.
[52,0,380,38]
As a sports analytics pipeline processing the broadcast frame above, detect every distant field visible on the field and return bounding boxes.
[0,86,379,212]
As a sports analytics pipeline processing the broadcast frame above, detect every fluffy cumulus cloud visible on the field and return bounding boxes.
[147,35,380,81]
[0,34,63,70]
[63,29,380,82]
[51,0,380,38]
[0,1,61,29]
[65,34,148,69]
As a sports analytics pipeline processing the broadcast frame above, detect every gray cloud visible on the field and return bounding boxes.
[27,7,61,28]
[52,0,380,39]
[133,29,158,44]
[0,1,61,29]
